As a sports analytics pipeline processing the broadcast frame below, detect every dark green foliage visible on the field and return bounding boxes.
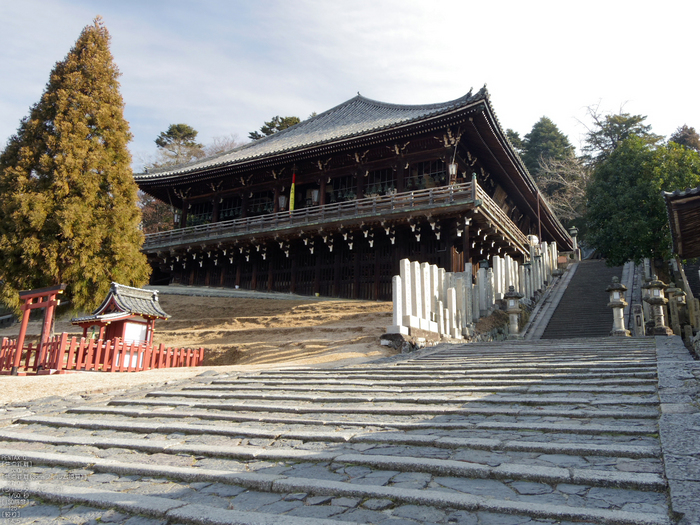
[582,107,662,164]
[506,129,524,154]
[669,125,700,152]
[154,123,204,164]
[584,137,700,265]
[249,116,301,140]
[0,17,151,313]
[520,117,574,184]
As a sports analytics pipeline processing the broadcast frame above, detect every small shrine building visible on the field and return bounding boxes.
[71,283,169,344]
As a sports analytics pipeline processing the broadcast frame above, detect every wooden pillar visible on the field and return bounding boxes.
[290,244,297,293]
[180,200,189,228]
[251,257,257,290]
[396,162,405,193]
[211,197,220,223]
[333,243,341,297]
[356,171,364,199]
[462,222,471,271]
[235,256,241,288]
[11,304,32,375]
[373,243,380,300]
[267,245,274,292]
[241,192,249,218]
[313,246,321,296]
[353,247,360,299]
[273,186,280,213]
[319,177,327,205]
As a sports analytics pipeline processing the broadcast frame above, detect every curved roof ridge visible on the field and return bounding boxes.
[137,88,487,180]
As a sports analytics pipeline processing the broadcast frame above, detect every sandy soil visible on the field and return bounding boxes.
[0,295,396,406]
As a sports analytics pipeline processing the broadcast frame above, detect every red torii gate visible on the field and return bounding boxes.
[10,284,66,375]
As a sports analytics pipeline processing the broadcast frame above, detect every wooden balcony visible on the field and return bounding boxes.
[142,181,529,254]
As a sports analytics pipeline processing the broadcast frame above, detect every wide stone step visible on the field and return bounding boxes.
[1,422,661,458]
[1,336,676,524]
[66,406,662,445]
[0,448,671,525]
[19,412,659,436]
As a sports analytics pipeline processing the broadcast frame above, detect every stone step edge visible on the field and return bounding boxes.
[0,479,358,525]
[137,395,659,418]
[101,401,659,434]
[0,429,664,488]
[249,366,659,377]
[170,390,661,408]
[210,378,660,387]
[220,379,658,388]
[0,449,670,525]
[61,408,661,457]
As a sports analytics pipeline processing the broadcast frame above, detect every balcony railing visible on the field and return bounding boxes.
[143,181,477,251]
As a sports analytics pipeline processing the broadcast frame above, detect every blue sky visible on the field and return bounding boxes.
[2,1,699,171]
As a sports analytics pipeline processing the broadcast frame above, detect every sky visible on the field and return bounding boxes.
[1,1,699,172]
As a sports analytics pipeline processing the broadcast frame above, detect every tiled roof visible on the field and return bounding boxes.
[71,283,169,324]
[662,185,700,200]
[135,88,486,181]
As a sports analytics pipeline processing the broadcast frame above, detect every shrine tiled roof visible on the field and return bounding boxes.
[135,88,487,181]
[71,283,169,324]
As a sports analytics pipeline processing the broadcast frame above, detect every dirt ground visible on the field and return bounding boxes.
[0,295,397,405]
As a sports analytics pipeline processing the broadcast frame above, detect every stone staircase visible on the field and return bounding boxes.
[0,338,675,525]
[540,260,623,339]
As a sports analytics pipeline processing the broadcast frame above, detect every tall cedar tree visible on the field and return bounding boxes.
[0,17,151,313]
[520,117,574,186]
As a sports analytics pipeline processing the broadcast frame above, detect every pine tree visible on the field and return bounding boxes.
[521,117,574,183]
[0,17,151,313]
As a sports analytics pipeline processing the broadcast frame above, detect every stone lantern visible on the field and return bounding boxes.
[605,277,630,337]
[666,282,686,335]
[568,226,579,261]
[642,275,674,336]
[504,285,524,339]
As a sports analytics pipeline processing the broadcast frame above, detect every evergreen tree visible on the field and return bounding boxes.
[249,116,300,140]
[0,17,151,313]
[154,123,204,164]
[581,105,662,164]
[669,124,700,152]
[505,129,524,154]
[584,137,700,265]
[521,117,574,189]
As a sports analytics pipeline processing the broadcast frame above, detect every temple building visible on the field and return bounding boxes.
[135,87,572,300]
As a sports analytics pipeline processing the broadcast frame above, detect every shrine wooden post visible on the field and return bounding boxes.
[11,284,66,375]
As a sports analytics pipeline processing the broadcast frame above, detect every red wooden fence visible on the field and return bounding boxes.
[0,334,204,375]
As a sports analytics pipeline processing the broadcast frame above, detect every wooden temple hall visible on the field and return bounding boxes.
[135,87,572,301]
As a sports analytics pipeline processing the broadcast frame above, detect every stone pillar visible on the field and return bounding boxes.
[399,259,411,318]
[437,300,445,336]
[430,264,439,322]
[464,263,474,330]
[492,255,503,301]
[477,265,488,316]
[421,262,431,331]
[518,264,526,298]
[632,304,645,337]
[447,287,460,339]
[410,261,422,326]
[437,268,446,306]
[487,267,495,311]
[387,275,408,335]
